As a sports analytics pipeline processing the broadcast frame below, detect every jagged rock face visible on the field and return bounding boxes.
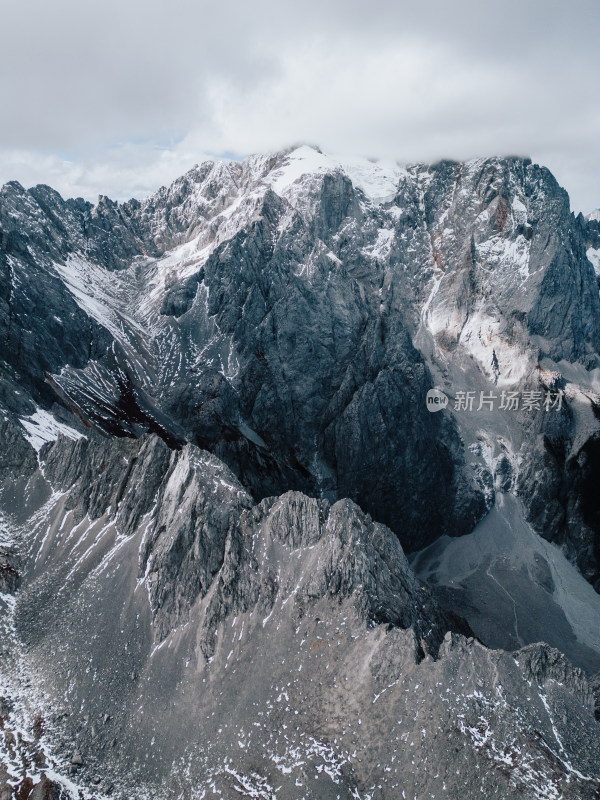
[591,672,600,721]
[0,418,35,475]
[0,551,19,594]
[408,158,600,364]
[180,187,483,548]
[0,150,598,552]
[2,146,600,798]
[0,182,128,407]
[517,410,600,590]
[0,434,597,799]
[2,146,599,564]
[22,433,447,660]
[0,150,491,551]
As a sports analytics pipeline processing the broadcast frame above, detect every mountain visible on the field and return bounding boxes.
[1,145,600,799]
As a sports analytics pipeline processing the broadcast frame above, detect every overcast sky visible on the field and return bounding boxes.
[1,0,599,213]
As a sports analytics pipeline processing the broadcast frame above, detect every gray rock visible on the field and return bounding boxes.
[0,550,19,593]
[2,148,600,799]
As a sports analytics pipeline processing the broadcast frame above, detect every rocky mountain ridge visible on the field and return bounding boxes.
[1,430,599,799]
[1,145,600,798]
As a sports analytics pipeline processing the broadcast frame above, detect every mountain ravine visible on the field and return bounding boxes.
[1,144,600,799]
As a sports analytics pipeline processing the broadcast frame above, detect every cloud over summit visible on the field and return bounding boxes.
[2,0,598,212]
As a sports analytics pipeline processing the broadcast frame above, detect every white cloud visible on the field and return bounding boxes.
[0,144,218,202]
[1,0,599,212]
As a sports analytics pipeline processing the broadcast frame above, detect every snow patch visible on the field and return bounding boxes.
[54,254,145,342]
[511,197,528,226]
[367,228,395,260]
[586,247,600,275]
[19,409,84,452]
[266,145,405,205]
[477,234,531,281]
